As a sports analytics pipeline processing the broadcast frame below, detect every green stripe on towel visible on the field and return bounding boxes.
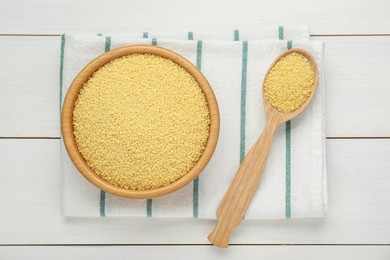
[192,39,203,218]
[278,26,284,41]
[234,29,239,41]
[287,40,293,50]
[196,40,202,70]
[99,36,111,218]
[285,40,293,219]
[238,33,249,219]
[187,34,201,218]
[105,36,111,52]
[193,177,199,218]
[99,190,106,217]
[146,199,153,217]
[146,37,157,217]
[188,31,194,40]
[285,120,292,218]
[279,27,292,219]
[59,34,65,113]
[240,40,248,163]
[141,31,153,216]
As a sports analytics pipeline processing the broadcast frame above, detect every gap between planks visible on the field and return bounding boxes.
[1,137,390,140]
[0,137,60,139]
[1,244,390,247]
[1,34,390,37]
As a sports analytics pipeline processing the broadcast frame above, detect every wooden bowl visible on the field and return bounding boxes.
[62,44,220,199]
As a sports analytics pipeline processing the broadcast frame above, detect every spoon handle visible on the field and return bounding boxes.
[208,114,281,248]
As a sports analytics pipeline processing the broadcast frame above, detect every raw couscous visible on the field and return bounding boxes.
[264,52,315,113]
[73,54,210,190]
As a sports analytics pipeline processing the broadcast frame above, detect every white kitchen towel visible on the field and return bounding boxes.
[61,26,327,219]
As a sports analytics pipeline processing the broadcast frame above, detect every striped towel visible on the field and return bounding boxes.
[61,26,327,219]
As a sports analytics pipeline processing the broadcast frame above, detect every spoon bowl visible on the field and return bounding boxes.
[263,48,319,125]
[208,48,318,248]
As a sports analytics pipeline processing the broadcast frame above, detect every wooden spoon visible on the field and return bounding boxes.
[208,48,318,248]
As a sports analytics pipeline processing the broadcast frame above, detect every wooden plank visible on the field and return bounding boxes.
[0,139,389,244]
[0,36,60,137]
[317,36,390,137]
[0,0,390,35]
[0,246,389,260]
[1,36,390,137]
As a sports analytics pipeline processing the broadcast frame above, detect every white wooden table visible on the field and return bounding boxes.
[1,1,390,259]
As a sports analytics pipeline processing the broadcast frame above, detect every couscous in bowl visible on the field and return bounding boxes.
[62,45,219,199]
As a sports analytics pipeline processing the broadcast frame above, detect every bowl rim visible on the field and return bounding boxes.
[61,44,220,199]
